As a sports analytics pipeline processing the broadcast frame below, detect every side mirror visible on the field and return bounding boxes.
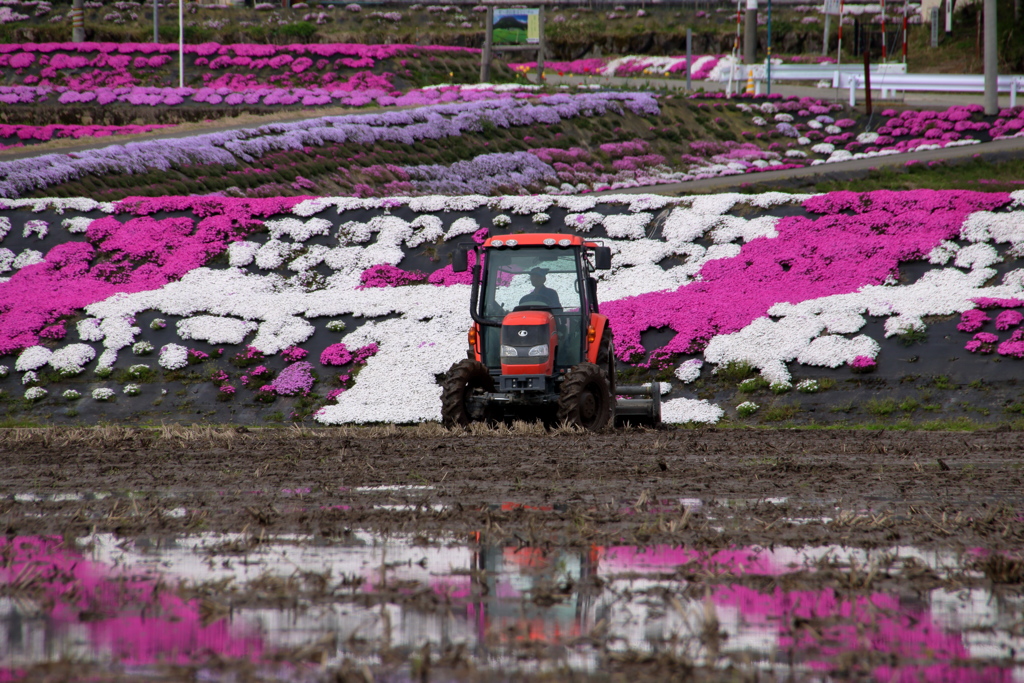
[452,246,469,273]
[594,246,612,270]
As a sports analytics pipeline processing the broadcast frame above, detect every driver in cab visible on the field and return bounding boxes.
[519,268,562,310]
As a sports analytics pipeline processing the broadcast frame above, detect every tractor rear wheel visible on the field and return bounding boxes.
[595,328,617,396]
[441,359,494,428]
[557,362,613,431]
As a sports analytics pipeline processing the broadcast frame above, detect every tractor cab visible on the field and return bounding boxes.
[468,234,607,389]
[442,233,661,431]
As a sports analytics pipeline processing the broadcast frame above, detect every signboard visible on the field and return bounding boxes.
[493,8,540,45]
[931,7,939,46]
[823,0,841,16]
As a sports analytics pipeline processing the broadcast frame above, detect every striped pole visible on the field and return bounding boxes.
[71,0,84,42]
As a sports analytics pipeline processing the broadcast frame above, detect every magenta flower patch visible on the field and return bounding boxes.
[965,332,999,354]
[270,361,315,396]
[957,309,991,333]
[603,190,1011,363]
[995,310,1023,331]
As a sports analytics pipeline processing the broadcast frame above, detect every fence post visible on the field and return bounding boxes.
[537,5,545,83]
[863,50,872,115]
[480,5,493,83]
[983,0,997,115]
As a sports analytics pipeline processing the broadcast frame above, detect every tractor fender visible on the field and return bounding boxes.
[586,313,609,364]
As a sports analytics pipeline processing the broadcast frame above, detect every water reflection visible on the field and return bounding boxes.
[1,534,1022,680]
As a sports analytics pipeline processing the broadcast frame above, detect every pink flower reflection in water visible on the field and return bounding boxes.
[0,536,265,670]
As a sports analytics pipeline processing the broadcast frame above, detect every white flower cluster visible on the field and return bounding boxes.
[326,320,347,332]
[61,216,94,234]
[92,388,115,401]
[159,343,189,370]
[737,401,759,417]
[62,389,81,400]
[0,365,7,378]
[132,341,153,355]
[22,371,38,386]
[48,344,96,376]
[531,213,550,225]
[177,316,257,345]
[796,379,819,393]
[15,346,51,372]
[0,217,9,241]
[674,358,703,383]
[22,219,48,239]
[123,383,141,396]
[24,387,47,401]
[12,250,43,269]
[661,397,724,424]
[492,214,511,228]
[127,364,150,378]
[565,212,604,232]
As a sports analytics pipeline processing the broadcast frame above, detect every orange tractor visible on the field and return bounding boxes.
[441,233,661,430]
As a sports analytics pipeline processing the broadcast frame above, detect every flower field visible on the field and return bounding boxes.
[1,188,1023,426]
[5,90,1022,200]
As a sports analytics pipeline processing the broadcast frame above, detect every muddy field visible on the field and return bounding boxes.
[2,426,1024,681]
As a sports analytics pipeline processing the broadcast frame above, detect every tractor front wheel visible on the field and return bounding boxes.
[441,359,494,428]
[557,362,613,431]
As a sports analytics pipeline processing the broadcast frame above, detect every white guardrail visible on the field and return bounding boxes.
[719,62,907,95]
[720,63,1023,107]
[837,72,1024,107]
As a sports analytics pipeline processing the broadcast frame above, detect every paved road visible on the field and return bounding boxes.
[596,135,1024,196]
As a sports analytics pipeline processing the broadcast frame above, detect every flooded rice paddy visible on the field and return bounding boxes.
[2,427,1024,681]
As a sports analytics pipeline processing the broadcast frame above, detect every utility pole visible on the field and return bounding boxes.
[686,27,692,90]
[744,0,757,64]
[178,0,184,88]
[766,0,772,94]
[71,0,84,41]
[153,0,159,42]
[983,0,997,114]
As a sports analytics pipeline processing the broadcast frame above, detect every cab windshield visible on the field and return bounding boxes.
[482,248,582,318]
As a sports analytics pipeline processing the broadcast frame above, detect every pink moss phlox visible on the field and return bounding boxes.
[218,384,236,394]
[269,361,315,396]
[320,343,353,366]
[603,190,1011,363]
[0,198,312,355]
[957,309,991,333]
[281,346,308,362]
[848,356,878,374]
[995,310,1023,331]
[357,263,426,289]
[972,297,1024,309]
[965,332,999,354]
[39,323,66,339]
[0,536,263,665]
[472,227,490,244]
[428,249,480,287]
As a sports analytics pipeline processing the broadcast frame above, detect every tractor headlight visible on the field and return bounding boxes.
[528,344,549,357]
[500,345,518,357]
